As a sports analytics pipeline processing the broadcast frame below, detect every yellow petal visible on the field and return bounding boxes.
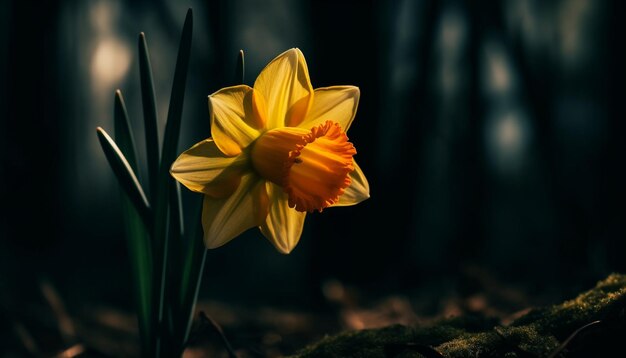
[299,86,360,132]
[170,139,249,198]
[209,85,264,156]
[254,48,313,129]
[202,174,269,249]
[334,160,370,207]
[260,183,306,254]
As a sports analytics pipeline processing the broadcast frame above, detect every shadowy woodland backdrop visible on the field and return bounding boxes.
[1,0,626,353]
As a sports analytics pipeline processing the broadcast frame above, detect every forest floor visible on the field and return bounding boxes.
[1,268,623,357]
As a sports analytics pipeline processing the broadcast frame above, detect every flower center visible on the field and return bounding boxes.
[251,121,356,212]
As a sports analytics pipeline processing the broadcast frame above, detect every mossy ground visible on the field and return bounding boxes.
[292,274,626,358]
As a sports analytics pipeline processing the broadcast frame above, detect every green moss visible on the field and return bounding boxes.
[291,274,626,358]
[293,325,413,358]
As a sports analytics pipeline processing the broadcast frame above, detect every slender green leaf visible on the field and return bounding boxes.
[167,182,184,283]
[120,198,153,357]
[113,90,139,171]
[113,90,154,358]
[166,182,184,310]
[170,182,184,242]
[234,49,244,84]
[165,181,185,354]
[138,33,160,200]
[179,198,207,346]
[151,9,193,356]
[96,127,151,227]
[160,8,193,176]
[153,229,170,357]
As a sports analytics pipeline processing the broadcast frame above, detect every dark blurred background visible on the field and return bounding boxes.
[1,0,626,355]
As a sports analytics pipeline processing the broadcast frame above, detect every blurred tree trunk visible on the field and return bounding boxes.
[307,0,385,288]
[4,0,61,253]
[605,0,626,273]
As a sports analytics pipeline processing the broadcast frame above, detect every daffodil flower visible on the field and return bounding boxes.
[170,48,370,253]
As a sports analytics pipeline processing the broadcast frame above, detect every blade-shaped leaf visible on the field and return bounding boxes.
[114,90,154,358]
[151,9,193,355]
[154,181,185,356]
[166,181,184,311]
[114,90,139,171]
[165,181,185,354]
[138,33,160,200]
[234,49,244,84]
[160,8,192,178]
[178,198,207,346]
[120,198,154,357]
[153,8,193,240]
[96,127,151,226]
